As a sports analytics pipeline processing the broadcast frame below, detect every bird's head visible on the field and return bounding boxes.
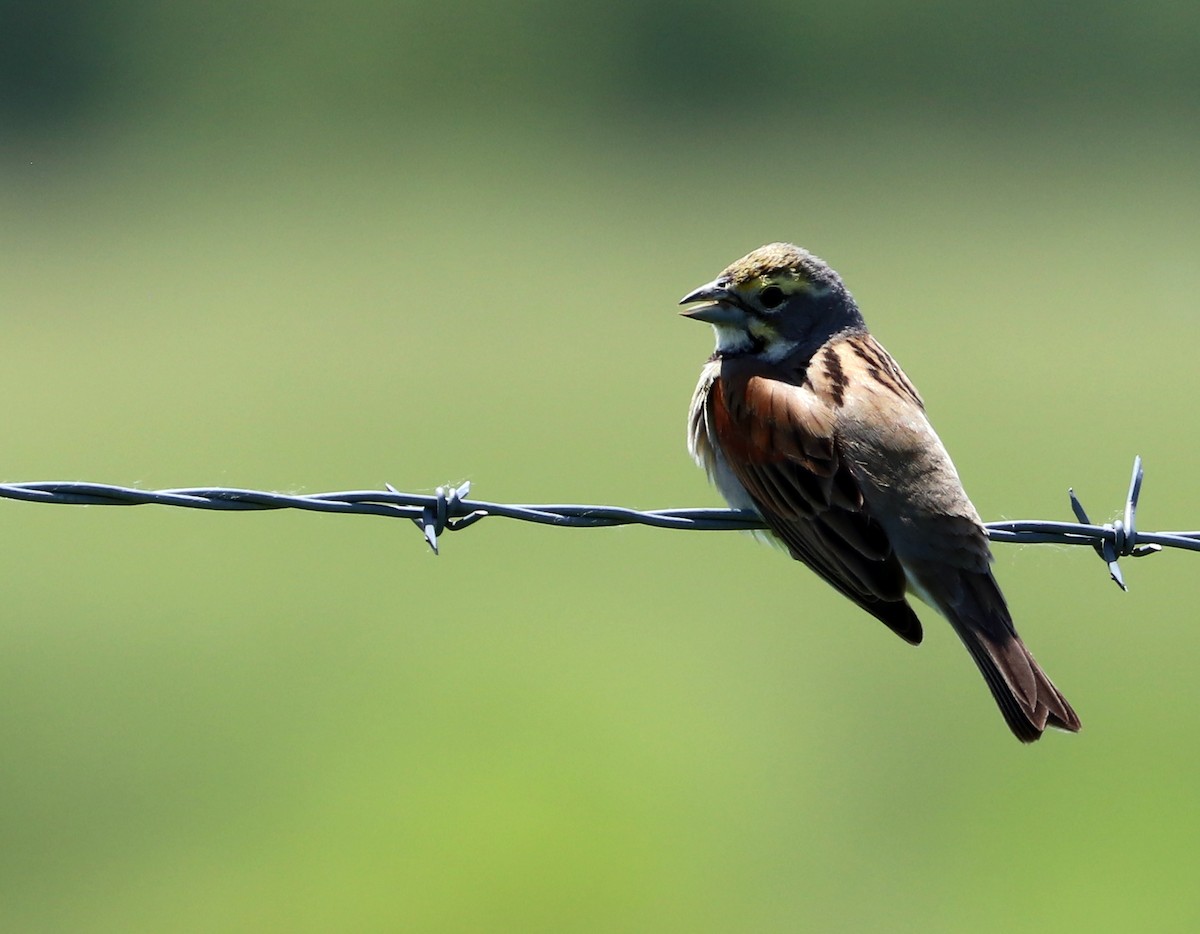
[680,242,864,360]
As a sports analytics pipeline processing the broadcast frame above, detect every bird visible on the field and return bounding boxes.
[681,242,1080,742]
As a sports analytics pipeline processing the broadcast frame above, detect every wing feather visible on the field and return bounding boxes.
[708,360,923,644]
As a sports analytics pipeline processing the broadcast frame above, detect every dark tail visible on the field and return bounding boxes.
[935,569,1081,742]
[951,617,1081,742]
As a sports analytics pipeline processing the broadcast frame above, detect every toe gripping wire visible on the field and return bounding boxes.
[1068,456,1161,591]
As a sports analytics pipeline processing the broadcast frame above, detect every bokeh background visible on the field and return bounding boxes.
[2,2,1198,931]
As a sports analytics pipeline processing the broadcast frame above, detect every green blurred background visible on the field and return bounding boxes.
[2,2,1198,931]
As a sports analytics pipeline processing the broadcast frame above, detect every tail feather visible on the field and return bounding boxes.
[912,565,1081,742]
[952,620,1080,742]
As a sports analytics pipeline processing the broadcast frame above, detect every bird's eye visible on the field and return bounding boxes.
[760,285,785,309]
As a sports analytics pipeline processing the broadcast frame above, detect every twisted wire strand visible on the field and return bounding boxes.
[2,456,1195,589]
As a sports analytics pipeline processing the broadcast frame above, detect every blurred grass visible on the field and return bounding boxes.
[2,96,1199,934]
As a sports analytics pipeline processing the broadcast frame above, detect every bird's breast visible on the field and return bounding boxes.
[688,362,760,512]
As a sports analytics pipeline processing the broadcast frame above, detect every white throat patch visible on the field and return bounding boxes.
[710,323,755,355]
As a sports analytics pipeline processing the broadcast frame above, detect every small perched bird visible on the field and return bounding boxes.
[682,243,1080,742]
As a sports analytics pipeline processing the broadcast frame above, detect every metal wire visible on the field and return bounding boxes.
[2,456,1195,590]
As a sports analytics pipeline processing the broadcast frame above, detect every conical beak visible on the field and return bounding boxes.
[679,279,743,325]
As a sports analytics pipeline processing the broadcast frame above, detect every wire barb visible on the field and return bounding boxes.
[394,481,478,554]
[2,458,1196,587]
[1066,455,1163,590]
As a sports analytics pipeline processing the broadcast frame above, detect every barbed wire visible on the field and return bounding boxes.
[2,456,1196,590]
